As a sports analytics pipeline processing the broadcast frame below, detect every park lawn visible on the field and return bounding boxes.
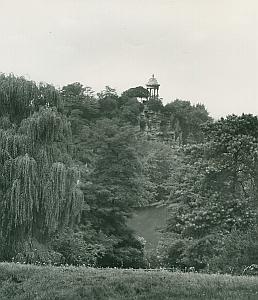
[0,263,258,299]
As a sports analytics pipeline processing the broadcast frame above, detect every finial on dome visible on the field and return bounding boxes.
[146,74,160,86]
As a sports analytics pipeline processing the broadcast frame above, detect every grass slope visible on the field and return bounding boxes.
[0,263,258,299]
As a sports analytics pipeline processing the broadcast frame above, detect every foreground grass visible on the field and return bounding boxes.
[0,263,258,299]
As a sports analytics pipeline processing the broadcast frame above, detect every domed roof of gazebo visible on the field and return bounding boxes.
[146,74,160,86]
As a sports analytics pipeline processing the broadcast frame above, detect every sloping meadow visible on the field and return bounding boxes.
[0,263,258,299]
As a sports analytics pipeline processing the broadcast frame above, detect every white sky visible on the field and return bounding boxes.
[0,0,257,118]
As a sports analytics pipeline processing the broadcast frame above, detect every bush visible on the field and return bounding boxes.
[52,229,107,266]
[12,240,64,265]
[180,234,222,270]
[157,233,188,268]
[157,233,223,270]
[207,228,258,274]
[51,227,146,268]
[97,235,146,268]
[144,248,161,268]
[100,246,146,268]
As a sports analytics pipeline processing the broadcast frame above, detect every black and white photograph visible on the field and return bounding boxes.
[0,0,257,299]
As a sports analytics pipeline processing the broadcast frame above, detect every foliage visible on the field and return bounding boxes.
[163,114,258,270]
[207,228,258,274]
[51,226,146,268]
[97,86,119,119]
[168,192,255,239]
[158,232,221,270]
[81,119,143,232]
[0,73,62,123]
[51,228,109,266]
[202,114,258,204]
[121,86,149,100]
[0,76,84,260]
[5,73,257,273]
[97,233,146,268]
[164,100,211,144]
[12,240,64,265]
[157,233,187,267]
[61,82,99,129]
[120,98,142,125]
[69,118,146,267]
[147,97,163,113]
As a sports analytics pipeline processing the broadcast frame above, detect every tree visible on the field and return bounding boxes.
[121,86,148,100]
[0,76,84,259]
[207,227,258,274]
[97,86,119,119]
[61,82,99,128]
[61,82,100,165]
[202,114,258,205]
[164,100,211,144]
[77,119,146,267]
[82,119,143,233]
[167,115,258,238]
[120,98,141,126]
[0,73,62,124]
[162,115,258,269]
[97,86,118,100]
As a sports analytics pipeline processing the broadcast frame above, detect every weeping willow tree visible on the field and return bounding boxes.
[0,73,62,123]
[0,75,83,258]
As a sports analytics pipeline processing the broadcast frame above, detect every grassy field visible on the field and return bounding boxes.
[0,263,258,300]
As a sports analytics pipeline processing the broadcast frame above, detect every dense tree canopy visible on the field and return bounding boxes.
[160,114,258,270]
[1,73,256,272]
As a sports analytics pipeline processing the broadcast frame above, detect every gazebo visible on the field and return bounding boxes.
[146,74,160,100]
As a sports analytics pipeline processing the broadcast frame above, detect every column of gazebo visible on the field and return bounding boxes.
[147,88,159,99]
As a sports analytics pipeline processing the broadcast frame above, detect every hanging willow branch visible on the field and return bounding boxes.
[0,129,31,158]
[0,74,39,122]
[1,154,38,238]
[43,162,67,231]
[19,108,71,145]
[61,167,84,227]
[41,163,84,234]
[0,73,63,123]
[0,76,83,253]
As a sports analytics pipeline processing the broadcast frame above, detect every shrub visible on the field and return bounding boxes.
[180,234,221,270]
[144,248,161,268]
[12,240,64,265]
[207,228,258,274]
[157,233,223,270]
[157,233,188,268]
[52,229,107,266]
[97,235,146,268]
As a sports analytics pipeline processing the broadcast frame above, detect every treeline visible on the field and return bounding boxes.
[0,74,257,273]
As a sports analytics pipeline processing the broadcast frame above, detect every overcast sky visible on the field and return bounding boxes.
[0,0,257,118]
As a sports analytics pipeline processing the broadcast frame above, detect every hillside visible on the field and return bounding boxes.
[0,263,258,300]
